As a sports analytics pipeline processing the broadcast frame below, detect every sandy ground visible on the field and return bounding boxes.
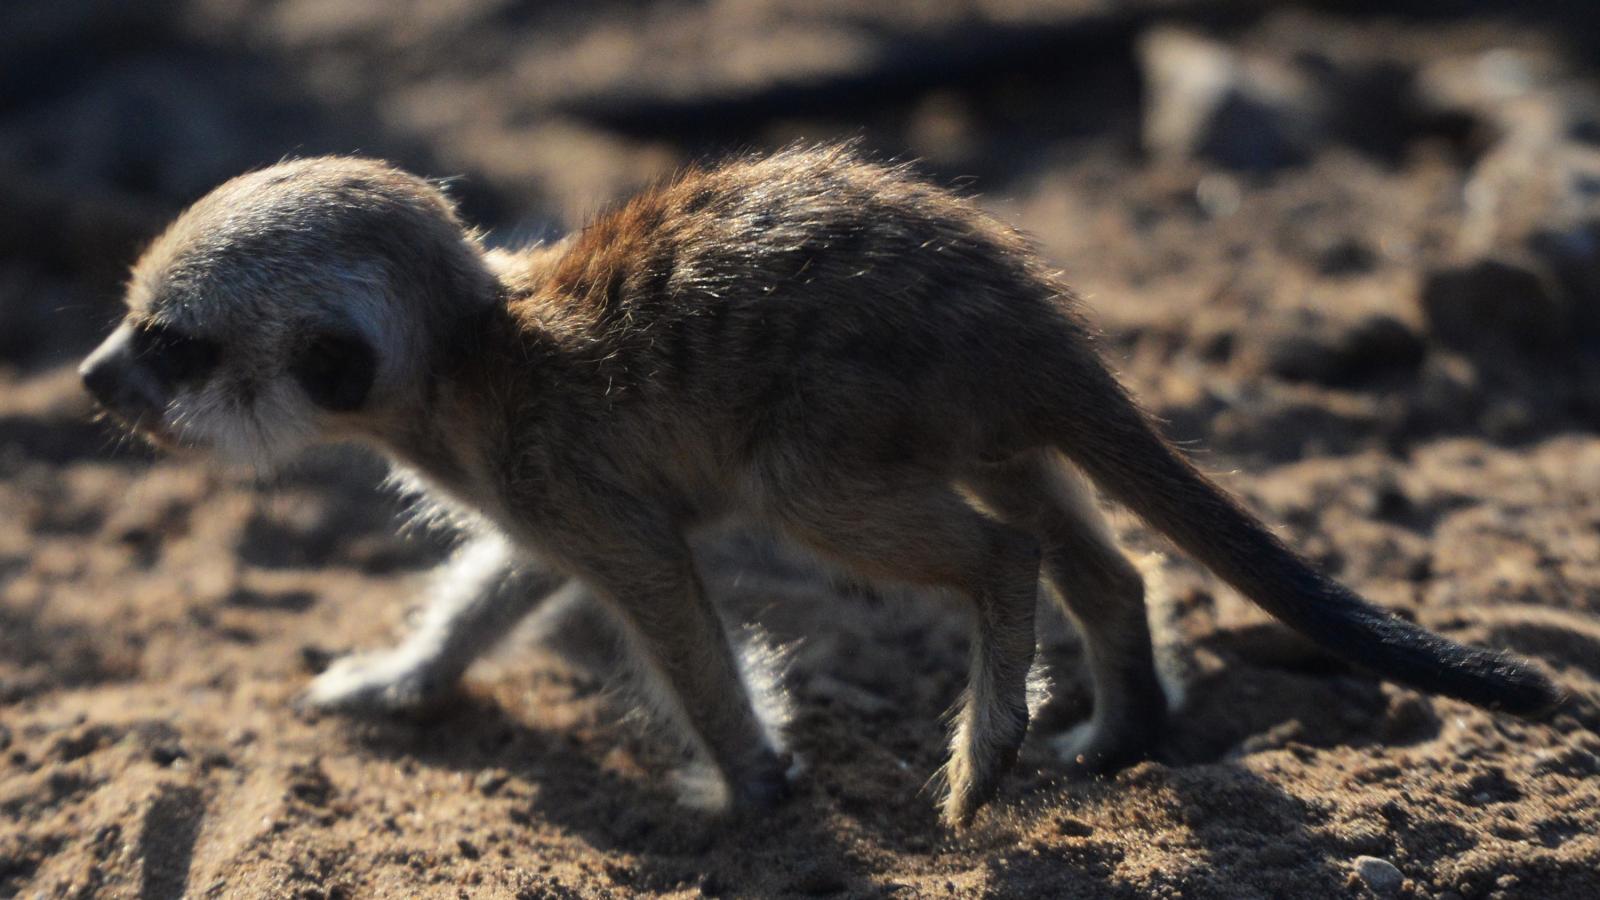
[2,2,1599,897]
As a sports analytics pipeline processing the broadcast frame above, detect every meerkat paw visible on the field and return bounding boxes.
[940,703,1029,829]
[1050,706,1164,777]
[940,757,984,830]
[940,744,1014,829]
[302,647,456,716]
[670,753,795,816]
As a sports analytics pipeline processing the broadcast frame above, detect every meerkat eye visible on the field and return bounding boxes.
[291,333,376,412]
[135,323,221,385]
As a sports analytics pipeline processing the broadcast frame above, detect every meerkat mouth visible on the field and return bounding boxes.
[92,405,180,449]
[89,395,216,455]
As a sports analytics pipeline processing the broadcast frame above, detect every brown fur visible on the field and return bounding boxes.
[81,143,1560,829]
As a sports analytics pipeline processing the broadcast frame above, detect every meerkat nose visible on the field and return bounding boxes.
[79,357,118,406]
[79,323,141,412]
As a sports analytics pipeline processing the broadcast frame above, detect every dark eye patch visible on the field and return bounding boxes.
[290,333,375,412]
[133,323,221,385]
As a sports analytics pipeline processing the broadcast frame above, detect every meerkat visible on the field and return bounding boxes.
[79,144,1562,828]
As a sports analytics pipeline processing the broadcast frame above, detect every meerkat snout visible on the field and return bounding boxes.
[80,320,221,444]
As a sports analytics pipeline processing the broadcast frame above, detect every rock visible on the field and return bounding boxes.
[148,743,187,767]
[200,750,233,771]
[1419,255,1569,354]
[1415,47,1565,144]
[1313,235,1378,277]
[1263,311,1425,386]
[474,769,510,796]
[1417,48,1600,355]
[1138,28,1327,171]
[1057,817,1094,838]
[1460,136,1600,268]
[1353,856,1404,895]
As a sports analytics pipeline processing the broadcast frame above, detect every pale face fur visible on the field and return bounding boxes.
[82,158,493,470]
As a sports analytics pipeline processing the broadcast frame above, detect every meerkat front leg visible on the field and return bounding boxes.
[305,532,567,715]
[548,504,792,812]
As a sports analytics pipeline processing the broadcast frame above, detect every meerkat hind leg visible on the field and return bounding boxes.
[305,533,567,715]
[769,477,1040,828]
[965,453,1165,775]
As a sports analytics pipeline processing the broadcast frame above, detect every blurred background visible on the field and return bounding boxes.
[5,0,1600,455]
[3,1,1600,897]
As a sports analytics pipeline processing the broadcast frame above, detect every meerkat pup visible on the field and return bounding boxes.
[80,144,1561,827]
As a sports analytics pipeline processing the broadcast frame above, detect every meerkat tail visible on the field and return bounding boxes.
[1048,364,1564,718]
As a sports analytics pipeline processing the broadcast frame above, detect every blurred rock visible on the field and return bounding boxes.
[1416,47,1566,147]
[1138,28,1328,171]
[1261,311,1425,387]
[1418,47,1600,356]
[1461,132,1600,267]
[1193,172,1242,218]
[8,59,256,200]
[1311,234,1378,278]
[529,4,1152,139]
[1419,255,1569,354]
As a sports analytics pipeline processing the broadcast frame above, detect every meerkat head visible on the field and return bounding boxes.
[80,157,497,469]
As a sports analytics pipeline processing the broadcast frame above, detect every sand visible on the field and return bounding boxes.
[2,2,1597,897]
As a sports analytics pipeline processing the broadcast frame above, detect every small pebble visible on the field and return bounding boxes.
[1354,856,1403,894]
[474,769,509,796]
[1057,817,1094,838]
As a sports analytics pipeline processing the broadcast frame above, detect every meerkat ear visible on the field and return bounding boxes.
[291,332,376,412]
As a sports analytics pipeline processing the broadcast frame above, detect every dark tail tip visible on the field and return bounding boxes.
[1488,657,1567,719]
[1249,584,1566,722]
